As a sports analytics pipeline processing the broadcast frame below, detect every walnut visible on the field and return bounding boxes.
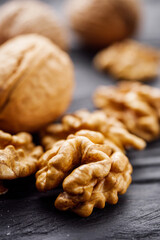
[36,130,113,192]
[41,109,146,151]
[67,0,140,48]
[93,82,160,141]
[55,151,132,217]
[0,34,74,133]
[36,130,132,217]
[0,130,43,192]
[94,40,160,81]
[0,0,68,50]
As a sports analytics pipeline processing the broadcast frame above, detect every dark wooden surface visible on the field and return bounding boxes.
[0,0,160,239]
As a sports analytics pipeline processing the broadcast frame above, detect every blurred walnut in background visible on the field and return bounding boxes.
[0,34,74,133]
[67,0,140,48]
[0,0,68,50]
[94,40,160,81]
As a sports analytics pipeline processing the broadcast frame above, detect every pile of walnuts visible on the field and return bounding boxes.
[0,0,160,218]
[1,81,160,218]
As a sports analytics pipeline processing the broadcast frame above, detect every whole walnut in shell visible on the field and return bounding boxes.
[0,0,67,50]
[67,0,140,48]
[0,34,74,133]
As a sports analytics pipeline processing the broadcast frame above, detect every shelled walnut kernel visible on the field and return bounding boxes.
[94,40,160,81]
[0,130,43,193]
[94,82,160,141]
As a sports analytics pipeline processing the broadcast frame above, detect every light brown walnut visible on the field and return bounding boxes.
[41,109,146,152]
[67,0,140,48]
[0,34,74,133]
[94,40,160,81]
[36,130,113,192]
[94,82,160,141]
[0,130,43,193]
[55,151,132,217]
[0,0,68,50]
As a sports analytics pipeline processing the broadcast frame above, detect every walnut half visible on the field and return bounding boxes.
[94,39,160,81]
[55,151,132,217]
[0,130,43,193]
[36,130,132,217]
[93,82,160,141]
[36,130,112,192]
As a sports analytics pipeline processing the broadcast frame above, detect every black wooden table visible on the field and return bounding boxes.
[0,0,160,239]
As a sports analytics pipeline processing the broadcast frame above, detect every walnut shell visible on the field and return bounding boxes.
[0,34,74,133]
[67,0,140,48]
[0,0,68,50]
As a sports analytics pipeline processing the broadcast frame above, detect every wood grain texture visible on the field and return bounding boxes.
[0,0,160,240]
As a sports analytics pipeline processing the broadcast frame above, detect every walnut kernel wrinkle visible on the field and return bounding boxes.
[36,130,113,192]
[119,81,160,119]
[55,151,132,217]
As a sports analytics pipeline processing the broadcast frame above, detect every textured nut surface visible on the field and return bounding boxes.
[94,82,160,141]
[55,151,132,217]
[41,109,146,151]
[0,130,43,181]
[121,82,160,119]
[94,40,160,81]
[0,34,74,133]
[36,130,112,192]
[67,0,140,48]
[0,0,68,50]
